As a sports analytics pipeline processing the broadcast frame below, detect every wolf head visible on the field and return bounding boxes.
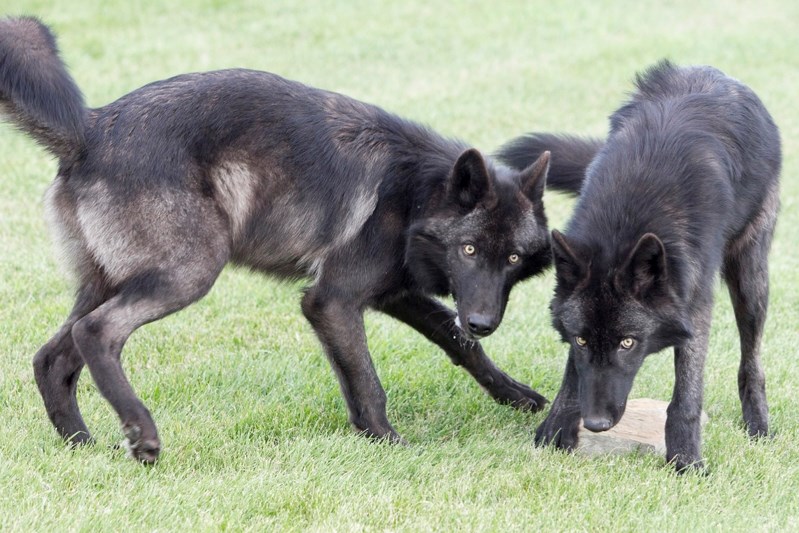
[406,148,551,340]
[549,230,692,431]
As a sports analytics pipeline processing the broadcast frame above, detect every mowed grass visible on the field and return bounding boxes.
[2,0,799,530]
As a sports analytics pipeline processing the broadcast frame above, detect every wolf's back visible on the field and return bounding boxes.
[496,133,603,196]
[0,16,86,159]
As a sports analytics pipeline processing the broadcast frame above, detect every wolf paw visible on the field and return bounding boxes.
[64,430,95,448]
[744,417,770,440]
[670,457,708,476]
[353,419,408,446]
[367,430,409,447]
[534,413,579,451]
[487,375,549,413]
[665,447,708,474]
[121,424,161,464]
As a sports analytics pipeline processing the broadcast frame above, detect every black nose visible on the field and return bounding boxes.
[466,314,495,337]
[583,416,614,432]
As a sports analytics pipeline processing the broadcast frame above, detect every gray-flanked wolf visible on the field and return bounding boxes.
[0,17,579,462]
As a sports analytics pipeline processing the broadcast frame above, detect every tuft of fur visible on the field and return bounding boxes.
[0,17,86,158]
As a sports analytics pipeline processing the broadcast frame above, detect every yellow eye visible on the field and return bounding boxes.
[463,244,476,256]
[575,336,587,347]
[620,337,635,350]
[508,253,520,264]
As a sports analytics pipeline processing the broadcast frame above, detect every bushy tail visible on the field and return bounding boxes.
[495,133,604,196]
[0,16,86,159]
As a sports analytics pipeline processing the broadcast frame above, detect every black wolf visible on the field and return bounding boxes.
[497,60,781,471]
[0,17,580,462]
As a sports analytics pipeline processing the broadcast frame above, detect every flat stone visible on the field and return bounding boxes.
[576,398,708,456]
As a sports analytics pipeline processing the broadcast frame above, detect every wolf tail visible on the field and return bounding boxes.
[495,133,603,196]
[0,17,86,159]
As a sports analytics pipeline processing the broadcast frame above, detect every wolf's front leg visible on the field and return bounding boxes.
[666,346,709,473]
[378,292,547,411]
[535,350,581,450]
[665,303,712,473]
[301,288,401,442]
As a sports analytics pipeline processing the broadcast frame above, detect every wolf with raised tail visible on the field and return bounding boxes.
[497,60,781,472]
[0,17,583,462]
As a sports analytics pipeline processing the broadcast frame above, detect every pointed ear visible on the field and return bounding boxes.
[663,318,693,346]
[615,233,668,298]
[551,229,588,289]
[520,150,550,201]
[448,148,495,210]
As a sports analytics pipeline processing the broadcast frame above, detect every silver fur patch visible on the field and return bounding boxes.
[338,184,379,245]
[212,160,258,242]
[43,179,89,283]
[74,181,222,284]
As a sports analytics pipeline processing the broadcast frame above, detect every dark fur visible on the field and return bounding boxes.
[497,60,781,471]
[497,133,602,196]
[0,17,583,462]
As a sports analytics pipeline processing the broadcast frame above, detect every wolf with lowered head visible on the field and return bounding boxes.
[498,60,781,472]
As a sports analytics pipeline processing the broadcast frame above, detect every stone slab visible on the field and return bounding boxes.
[576,398,708,456]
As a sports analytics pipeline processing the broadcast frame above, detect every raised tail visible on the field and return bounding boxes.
[495,133,604,196]
[0,16,86,159]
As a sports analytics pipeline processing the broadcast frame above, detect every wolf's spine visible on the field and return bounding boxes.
[0,16,86,159]
[496,133,603,196]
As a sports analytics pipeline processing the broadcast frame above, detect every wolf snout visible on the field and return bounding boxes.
[582,416,614,432]
[465,313,497,338]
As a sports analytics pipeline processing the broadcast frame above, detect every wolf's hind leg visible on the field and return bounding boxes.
[71,260,225,463]
[377,293,547,412]
[723,191,777,438]
[33,278,110,445]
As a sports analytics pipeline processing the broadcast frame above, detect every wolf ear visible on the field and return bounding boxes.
[616,233,668,298]
[663,318,693,346]
[448,148,495,210]
[520,150,550,201]
[551,229,588,289]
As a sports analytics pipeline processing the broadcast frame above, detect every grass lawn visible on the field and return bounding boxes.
[2,0,798,530]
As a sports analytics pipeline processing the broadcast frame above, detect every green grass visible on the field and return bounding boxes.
[2,0,799,530]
